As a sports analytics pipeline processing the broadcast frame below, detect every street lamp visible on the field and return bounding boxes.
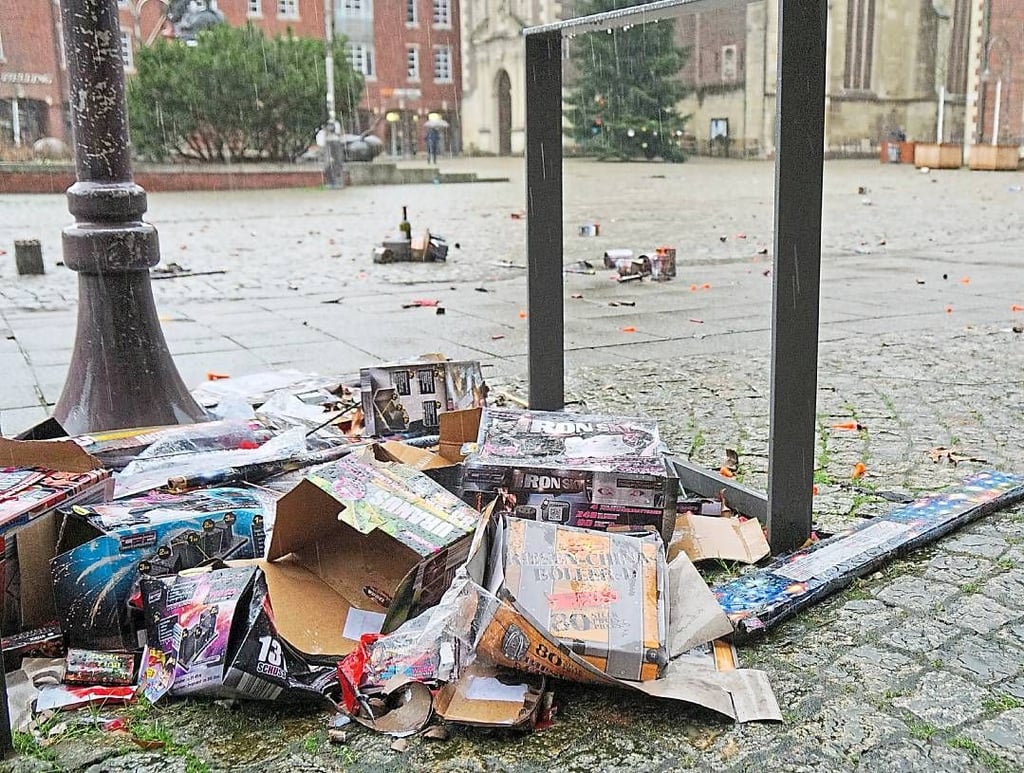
[53,0,206,433]
[322,0,346,187]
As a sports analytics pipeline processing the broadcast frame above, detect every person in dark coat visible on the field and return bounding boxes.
[425,127,441,164]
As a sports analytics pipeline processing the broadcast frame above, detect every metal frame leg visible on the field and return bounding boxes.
[525,30,565,411]
[766,0,828,552]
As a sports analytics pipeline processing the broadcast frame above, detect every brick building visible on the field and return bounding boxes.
[1,0,461,155]
[338,0,462,156]
[969,0,1024,148]
[0,0,67,151]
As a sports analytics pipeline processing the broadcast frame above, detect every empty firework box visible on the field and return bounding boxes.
[461,408,677,542]
[360,355,487,438]
[501,518,667,681]
[51,487,271,651]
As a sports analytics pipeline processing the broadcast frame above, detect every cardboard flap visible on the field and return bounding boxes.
[670,513,770,564]
[665,552,734,658]
[439,408,481,462]
[267,479,350,562]
[0,438,101,473]
[435,663,543,727]
[258,559,357,657]
[378,441,453,471]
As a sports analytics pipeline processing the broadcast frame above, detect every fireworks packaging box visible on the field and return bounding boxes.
[501,517,668,681]
[461,408,677,542]
[51,487,272,651]
[139,564,337,703]
[360,355,487,438]
[257,450,480,658]
[0,438,113,634]
[459,513,781,722]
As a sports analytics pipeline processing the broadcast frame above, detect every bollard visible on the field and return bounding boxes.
[14,240,44,275]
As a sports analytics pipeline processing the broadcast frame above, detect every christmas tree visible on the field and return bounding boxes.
[565,0,690,161]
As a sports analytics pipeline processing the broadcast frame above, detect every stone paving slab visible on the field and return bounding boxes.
[2,158,1024,771]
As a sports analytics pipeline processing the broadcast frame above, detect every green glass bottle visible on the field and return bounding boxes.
[399,206,412,241]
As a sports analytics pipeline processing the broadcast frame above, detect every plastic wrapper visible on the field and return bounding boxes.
[114,425,308,499]
[191,370,350,409]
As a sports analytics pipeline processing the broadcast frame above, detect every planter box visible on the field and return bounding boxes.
[968,144,1021,171]
[879,141,916,164]
[914,143,961,169]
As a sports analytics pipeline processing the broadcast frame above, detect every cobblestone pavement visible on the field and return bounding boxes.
[1,158,1024,771]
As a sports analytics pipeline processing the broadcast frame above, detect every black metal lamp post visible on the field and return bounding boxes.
[54,0,207,434]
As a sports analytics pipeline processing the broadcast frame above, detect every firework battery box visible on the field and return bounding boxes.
[0,438,113,635]
[257,450,480,659]
[499,517,668,681]
[460,409,677,543]
[360,356,487,438]
[140,564,337,703]
[51,487,271,651]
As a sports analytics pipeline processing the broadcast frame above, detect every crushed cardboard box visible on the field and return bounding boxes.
[52,487,271,650]
[670,513,770,564]
[253,450,482,658]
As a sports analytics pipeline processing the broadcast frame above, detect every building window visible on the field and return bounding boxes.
[720,44,737,82]
[248,0,262,17]
[433,45,452,82]
[120,31,133,70]
[407,46,420,81]
[346,43,374,78]
[432,0,450,26]
[843,0,875,90]
[278,0,299,19]
[406,0,417,24]
[341,0,366,15]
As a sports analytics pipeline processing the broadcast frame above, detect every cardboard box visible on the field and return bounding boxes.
[360,357,486,439]
[501,517,667,681]
[51,487,271,651]
[0,438,113,633]
[461,408,677,542]
[434,663,546,729]
[458,512,780,722]
[140,564,337,702]
[258,450,481,658]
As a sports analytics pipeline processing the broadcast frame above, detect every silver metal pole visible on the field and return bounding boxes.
[324,0,339,135]
[937,85,945,144]
[992,78,1001,145]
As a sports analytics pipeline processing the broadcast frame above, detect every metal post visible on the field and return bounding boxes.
[937,85,945,144]
[54,0,206,434]
[524,30,564,411]
[0,619,11,758]
[992,78,1001,145]
[766,0,827,553]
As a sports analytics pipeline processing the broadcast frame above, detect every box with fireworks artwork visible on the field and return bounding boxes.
[139,564,337,703]
[51,487,272,651]
[460,409,677,543]
[360,355,487,438]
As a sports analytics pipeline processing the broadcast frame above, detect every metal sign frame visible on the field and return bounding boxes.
[523,0,827,554]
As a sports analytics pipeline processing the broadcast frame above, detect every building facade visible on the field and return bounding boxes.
[675,0,1024,160]
[1,0,461,156]
[340,0,462,156]
[0,0,68,152]
[459,0,561,155]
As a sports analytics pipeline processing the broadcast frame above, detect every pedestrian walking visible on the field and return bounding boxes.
[426,127,441,164]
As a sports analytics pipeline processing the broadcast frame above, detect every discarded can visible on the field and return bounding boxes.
[578,223,600,237]
[650,247,676,281]
[602,248,633,268]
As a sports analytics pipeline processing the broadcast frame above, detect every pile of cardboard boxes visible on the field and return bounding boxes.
[0,356,779,741]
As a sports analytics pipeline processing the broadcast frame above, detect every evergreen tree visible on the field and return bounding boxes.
[565,0,689,161]
[127,24,363,163]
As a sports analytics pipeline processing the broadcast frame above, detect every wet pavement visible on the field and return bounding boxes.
[1,157,1024,771]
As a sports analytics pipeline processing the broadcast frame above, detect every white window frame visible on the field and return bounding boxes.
[346,43,375,79]
[433,45,452,83]
[120,30,133,71]
[406,0,418,25]
[341,0,368,16]
[431,0,450,27]
[248,0,263,18]
[277,0,299,20]
[406,46,420,81]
